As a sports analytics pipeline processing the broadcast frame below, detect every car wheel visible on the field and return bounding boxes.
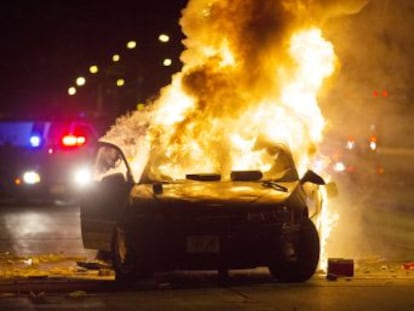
[112,226,153,284]
[269,218,320,282]
[112,226,137,284]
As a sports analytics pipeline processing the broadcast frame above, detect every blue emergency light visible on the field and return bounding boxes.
[29,135,42,148]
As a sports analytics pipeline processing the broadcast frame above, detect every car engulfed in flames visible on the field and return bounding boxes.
[78,0,371,283]
[80,141,333,283]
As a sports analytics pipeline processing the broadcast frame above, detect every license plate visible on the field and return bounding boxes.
[50,185,65,194]
[186,235,220,254]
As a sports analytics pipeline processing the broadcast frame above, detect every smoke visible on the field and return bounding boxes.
[158,0,368,177]
[322,0,414,135]
[103,0,368,179]
[178,0,368,102]
[306,0,368,21]
[320,0,414,260]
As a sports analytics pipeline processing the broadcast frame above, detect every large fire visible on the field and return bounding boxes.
[104,0,366,270]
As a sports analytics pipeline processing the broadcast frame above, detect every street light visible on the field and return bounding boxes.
[76,76,86,86]
[126,41,137,49]
[68,86,77,96]
[89,65,99,74]
[158,33,170,43]
[116,78,125,87]
[162,58,172,66]
[112,54,121,62]
[66,33,179,118]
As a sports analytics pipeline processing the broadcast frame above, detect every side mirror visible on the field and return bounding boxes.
[300,170,325,185]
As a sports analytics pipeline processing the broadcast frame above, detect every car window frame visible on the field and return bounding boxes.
[94,141,135,184]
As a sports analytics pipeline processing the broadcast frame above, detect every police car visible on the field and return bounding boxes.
[0,118,100,204]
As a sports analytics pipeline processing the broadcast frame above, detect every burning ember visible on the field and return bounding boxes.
[104,0,367,270]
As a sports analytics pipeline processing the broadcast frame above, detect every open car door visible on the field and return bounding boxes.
[80,141,135,252]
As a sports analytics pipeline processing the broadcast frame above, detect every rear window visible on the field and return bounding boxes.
[47,122,70,146]
[47,121,98,148]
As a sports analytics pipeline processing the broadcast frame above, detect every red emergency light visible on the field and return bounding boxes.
[61,135,86,147]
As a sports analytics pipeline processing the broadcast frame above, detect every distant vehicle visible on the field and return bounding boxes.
[317,131,383,181]
[81,141,334,283]
[0,118,100,204]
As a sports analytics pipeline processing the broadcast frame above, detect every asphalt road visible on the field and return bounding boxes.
[0,202,96,258]
[1,273,414,311]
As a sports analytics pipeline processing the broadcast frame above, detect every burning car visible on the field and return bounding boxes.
[81,140,331,283]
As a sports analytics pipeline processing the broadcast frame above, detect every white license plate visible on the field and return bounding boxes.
[186,235,220,254]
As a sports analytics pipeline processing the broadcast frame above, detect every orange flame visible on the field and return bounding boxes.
[146,27,335,180]
[103,0,350,271]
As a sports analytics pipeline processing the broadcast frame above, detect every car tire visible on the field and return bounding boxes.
[112,226,137,284]
[269,218,320,282]
[112,225,153,284]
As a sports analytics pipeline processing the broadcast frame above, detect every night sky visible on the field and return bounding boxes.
[2,0,414,133]
[0,0,188,120]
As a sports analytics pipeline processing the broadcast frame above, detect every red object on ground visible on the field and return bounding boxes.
[402,262,414,270]
[327,258,354,277]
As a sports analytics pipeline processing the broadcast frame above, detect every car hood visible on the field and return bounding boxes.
[130,180,301,208]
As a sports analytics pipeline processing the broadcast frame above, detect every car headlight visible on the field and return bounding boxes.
[73,167,92,186]
[333,161,346,172]
[22,171,41,184]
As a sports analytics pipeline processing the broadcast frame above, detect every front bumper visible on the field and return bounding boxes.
[125,215,301,271]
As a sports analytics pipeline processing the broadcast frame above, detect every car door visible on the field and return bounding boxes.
[80,141,135,252]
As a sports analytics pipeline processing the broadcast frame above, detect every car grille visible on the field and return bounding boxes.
[164,204,293,225]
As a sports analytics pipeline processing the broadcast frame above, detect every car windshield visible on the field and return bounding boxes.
[139,145,299,184]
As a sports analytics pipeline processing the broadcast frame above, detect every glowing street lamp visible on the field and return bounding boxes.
[112,54,120,62]
[162,58,172,67]
[68,86,77,96]
[116,78,125,87]
[76,76,86,86]
[126,41,137,49]
[158,33,170,43]
[89,65,99,74]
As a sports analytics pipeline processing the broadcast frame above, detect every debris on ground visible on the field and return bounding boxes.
[76,260,110,270]
[327,258,354,277]
[66,290,89,299]
[402,261,414,270]
[0,252,108,280]
[326,273,338,281]
[1,251,414,287]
